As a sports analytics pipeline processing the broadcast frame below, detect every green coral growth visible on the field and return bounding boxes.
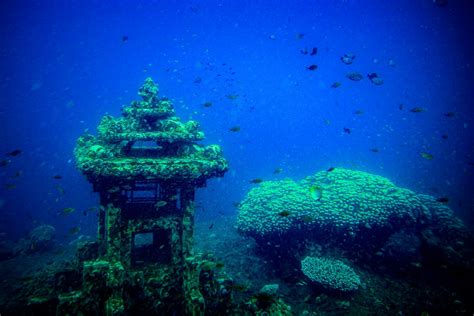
[301,256,361,292]
[74,78,228,182]
[237,168,431,237]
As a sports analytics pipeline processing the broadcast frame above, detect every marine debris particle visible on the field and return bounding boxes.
[420,152,434,160]
[229,126,241,132]
[308,185,323,201]
[367,73,384,85]
[6,149,22,157]
[310,47,318,56]
[341,53,356,65]
[331,82,341,88]
[410,107,426,113]
[306,64,318,71]
[250,178,264,184]
[346,72,363,81]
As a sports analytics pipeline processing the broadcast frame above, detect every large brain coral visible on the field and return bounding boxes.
[237,168,431,237]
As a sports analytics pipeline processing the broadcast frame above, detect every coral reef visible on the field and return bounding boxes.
[301,256,361,292]
[237,168,432,237]
[14,225,56,255]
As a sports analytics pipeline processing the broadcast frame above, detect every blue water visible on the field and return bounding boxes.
[0,0,473,241]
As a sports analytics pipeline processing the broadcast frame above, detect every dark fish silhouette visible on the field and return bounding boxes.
[436,197,449,203]
[6,149,22,157]
[327,167,335,172]
[444,112,455,117]
[306,65,318,71]
[343,127,351,134]
[310,47,318,56]
[122,35,128,43]
[229,126,241,132]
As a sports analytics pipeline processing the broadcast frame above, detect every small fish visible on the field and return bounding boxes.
[420,152,434,160]
[268,34,276,40]
[443,112,455,117]
[441,134,448,140]
[399,104,404,111]
[155,201,167,208]
[324,119,331,125]
[169,195,178,201]
[0,159,10,167]
[341,53,356,65]
[370,148,379,153]
[367,73,384,85]
[306,64,318,71]
[208,223,214,229]
[61,207,75,215]
[6,149,22,157]
[215,261,225,269]
[273,167,283,174]
[52,175,63,180]
[226,94,239,100]
[193,76,202,84]
[309,185,323,201]
[203,102,213,108]
[122,35,128,42]
[296,33,305,40]
[250,178,263,184]
[232,201,241,208]
[5,183,16,190]
[410,107,426,113]
[327,167,335,172]
[300,48,308,55]
[278,210,291,217]
[229,126,241,132]
[310,47,318,56]
[231,284,250,292]
[331,82,341,88]
[107,186,120,193]
[388,59,396,67]
[11,170,23,178]
[55,185,65,195]
[302,215,313,223]
[346,72,363,81]
[343,127,351,134]
[354,110,364,115]
[436,197,449,203]
[69,226,81,235]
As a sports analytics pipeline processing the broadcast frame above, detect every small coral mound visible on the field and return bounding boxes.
[301,256,361,292]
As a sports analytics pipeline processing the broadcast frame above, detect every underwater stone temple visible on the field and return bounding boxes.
[64,78,228,314]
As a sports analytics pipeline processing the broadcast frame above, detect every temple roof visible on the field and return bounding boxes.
[74,78,228,183]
